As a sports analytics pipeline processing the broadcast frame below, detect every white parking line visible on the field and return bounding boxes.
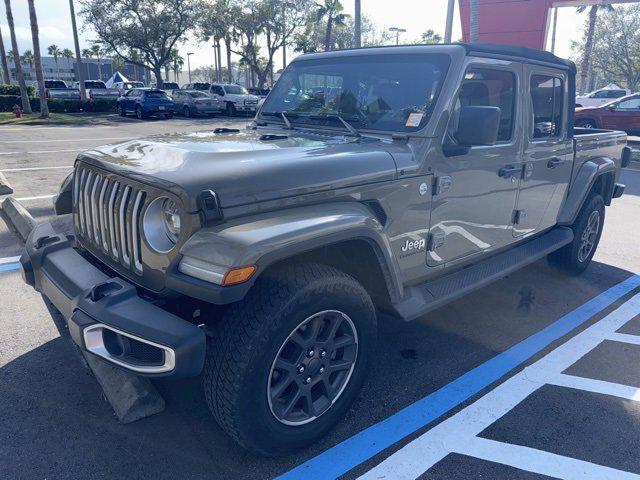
[359,292,640,480]
[0,149,83,156]
[0,137,130,144]
[0,256,21,265]
[0,166,73,172]
[15,194,55,202]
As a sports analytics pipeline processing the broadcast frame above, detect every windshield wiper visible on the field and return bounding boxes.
[281,111,293,130]
[309,114,361,138]
[260,110,296,130]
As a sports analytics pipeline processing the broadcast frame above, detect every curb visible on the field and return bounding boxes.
[1,196,36,241]
[43,297,166,424]
[0,172,13,195]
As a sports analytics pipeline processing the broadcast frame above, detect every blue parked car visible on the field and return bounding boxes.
[117,88,174,120]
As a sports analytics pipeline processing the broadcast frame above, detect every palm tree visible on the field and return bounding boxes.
[4,0,32,113]
[576,4,614,95]
[0,25,10,83]
[90,43,102,80]
[27,0,48,118]
[316,0,349,51]
[22,50,34,73]
[111,55,125,73]
[47,44,61,77]
[171,49,184,83]
[61,48,73,81]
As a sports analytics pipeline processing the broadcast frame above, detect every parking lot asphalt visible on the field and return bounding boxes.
[0,116,639,480]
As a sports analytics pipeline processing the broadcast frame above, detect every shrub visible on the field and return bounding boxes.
[0,84,36,96]
[0,95,116,113]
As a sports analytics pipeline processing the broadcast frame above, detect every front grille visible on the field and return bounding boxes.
[73,164,147,275]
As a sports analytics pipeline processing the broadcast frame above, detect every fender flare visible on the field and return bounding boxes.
[177,202,404,303]
[558,157,616,225]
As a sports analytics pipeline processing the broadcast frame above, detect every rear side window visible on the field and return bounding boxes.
[615,98,640,110]
[608,90,627,98]
[456,68,516,142]
[530,75,563,139]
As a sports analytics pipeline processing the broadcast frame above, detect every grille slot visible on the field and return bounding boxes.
[73,165,147,275]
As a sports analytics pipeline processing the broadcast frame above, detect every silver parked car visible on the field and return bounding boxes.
[172,90,223,117]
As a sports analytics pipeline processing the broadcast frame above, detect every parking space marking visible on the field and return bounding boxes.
[0,263,20,273]
[359,291,640,480]
[0,149,83,156]
[15,194,55,202]
[280,275,640,480]
[460,437,640,480]
[548,372,640,401]
[0,256,21,265]
[0,166,73,172]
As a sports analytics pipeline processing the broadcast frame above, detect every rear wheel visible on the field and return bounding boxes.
[183,106,191,117]
[575,118,597,129]
[548,194,605,275]
[119,105,127,116]
[135,106,145,120]
[202,262,377,455]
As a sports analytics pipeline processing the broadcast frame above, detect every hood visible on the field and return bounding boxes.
[79,129,398,211]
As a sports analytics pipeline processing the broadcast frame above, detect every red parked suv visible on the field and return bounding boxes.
[575,93,640,134]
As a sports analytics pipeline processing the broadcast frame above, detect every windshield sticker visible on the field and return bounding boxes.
[406,113,424,127]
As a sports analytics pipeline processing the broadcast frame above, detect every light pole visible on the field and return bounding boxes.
[187,52,194,83]
[388,27,407,46]
[444,0,455,43]
[354,0,362,48]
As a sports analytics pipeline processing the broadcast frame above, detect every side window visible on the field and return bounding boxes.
[592,90,609,99]
[453,68,516,142]
[530,74,563,139]
[608,90,626,98]
[615,98,640,110]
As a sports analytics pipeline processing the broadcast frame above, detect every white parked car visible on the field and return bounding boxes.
[208,83,260,116]
[575,88,630,108]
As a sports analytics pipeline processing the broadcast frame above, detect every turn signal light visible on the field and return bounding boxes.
[222,265,256,286]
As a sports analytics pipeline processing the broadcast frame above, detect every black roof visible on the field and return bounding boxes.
[461,43,576,72]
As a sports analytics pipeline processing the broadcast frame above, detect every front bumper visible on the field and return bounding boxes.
[21,222,205,378]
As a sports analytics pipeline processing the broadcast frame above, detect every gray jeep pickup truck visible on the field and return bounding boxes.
[21,44,630,455]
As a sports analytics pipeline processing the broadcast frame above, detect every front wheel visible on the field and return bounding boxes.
[548,194,605,275]
[135,106,145,120]
[226,102,237,116]
[202,262,377,455]
[119,104,127,116]
[183,106,191,117]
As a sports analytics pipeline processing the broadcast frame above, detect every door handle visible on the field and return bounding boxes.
[547,158,563,169]
[498,165,522,178]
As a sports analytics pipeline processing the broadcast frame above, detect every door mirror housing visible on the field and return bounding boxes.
[455,106,501,146]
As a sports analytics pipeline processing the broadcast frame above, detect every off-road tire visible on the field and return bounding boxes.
[548,193,605,275]
[202,262,377,455]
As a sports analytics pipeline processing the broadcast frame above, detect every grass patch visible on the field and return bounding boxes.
[0,112,86,125]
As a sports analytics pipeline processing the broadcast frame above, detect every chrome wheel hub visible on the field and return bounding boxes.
[578,210,600,263]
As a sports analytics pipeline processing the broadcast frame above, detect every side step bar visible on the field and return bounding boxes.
[391,227,574,321]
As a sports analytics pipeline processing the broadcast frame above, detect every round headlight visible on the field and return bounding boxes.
[143,197,182,253]
[162,199,181,243]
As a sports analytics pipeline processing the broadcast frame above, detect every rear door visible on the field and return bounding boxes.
[514,66,573,237]
[428,62,522,267]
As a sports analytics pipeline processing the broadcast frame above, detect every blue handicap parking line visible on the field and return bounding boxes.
[278,274,640,480]
[0,262,20,273]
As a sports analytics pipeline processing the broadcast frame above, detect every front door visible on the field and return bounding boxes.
[428,63,522,267]
[598,96,640,132]
[515,67,573,237]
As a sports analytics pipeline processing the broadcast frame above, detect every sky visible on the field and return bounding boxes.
[1,0,586,74]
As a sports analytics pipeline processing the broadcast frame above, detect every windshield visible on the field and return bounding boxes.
[260,53,450,132]
[224,85,249,95]
[145,91,169,99]
[85,81,106,89]
[45,81,67,88]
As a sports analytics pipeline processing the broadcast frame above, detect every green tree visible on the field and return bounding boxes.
[47,44,61,76]
[28,0,48,117]
[573,4,640,91]
[111,55,125,72]
[4,0,32,112]
[61,48,74,76]
[316,0,349,51]
[80,0,202,87]
[576,3,614,94]
[420,29,442,44]
[22,50,34,70]
[89,43,103,79]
